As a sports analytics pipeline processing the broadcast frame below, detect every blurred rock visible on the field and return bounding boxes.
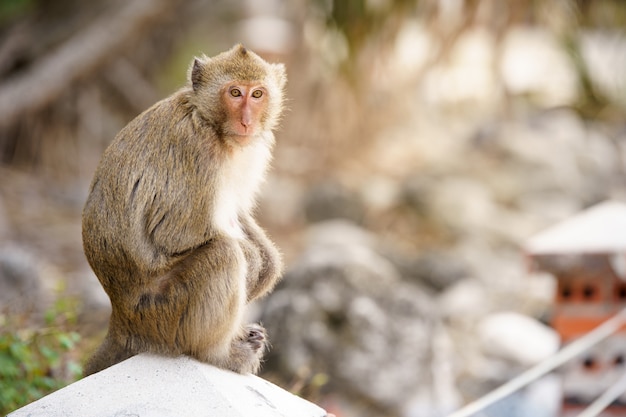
[478,311,560,367]
[71,268,111,332]
[428,177,498,235]
[306,219,377,249]
[0,245,43,314]
[438,278,490,325]
[490,109,616,211]
[358,175,401,212]
[401,174,437,216]
[0,196,9,240]
[262,221,438,415]
[388,250,469,292]
[0,242,109,328]
[303,181,365,224]
[402,324,463,417]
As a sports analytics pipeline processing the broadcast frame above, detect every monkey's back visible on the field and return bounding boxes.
[82,90,221,294]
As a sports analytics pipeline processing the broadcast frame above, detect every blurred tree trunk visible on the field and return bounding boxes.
[0,0,196,178]
[0,0,174,129]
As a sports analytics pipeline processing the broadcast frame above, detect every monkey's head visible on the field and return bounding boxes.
[189,44,287,142]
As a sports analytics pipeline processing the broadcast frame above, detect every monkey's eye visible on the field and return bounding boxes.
[230,88,242,97]
[251,90,263,98]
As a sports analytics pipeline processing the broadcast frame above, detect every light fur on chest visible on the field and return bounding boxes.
[213,135,273,239]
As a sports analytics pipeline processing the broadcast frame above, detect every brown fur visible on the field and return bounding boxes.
[82,45,286,376]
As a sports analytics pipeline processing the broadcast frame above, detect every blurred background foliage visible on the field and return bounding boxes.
[0,291,81,415]
[0,0,625,176]
[0,0,625,415]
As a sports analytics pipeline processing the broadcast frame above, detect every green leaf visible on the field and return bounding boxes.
[0,356,20,378]
[66,361,83,378]
[38,376,58,391]
[44,310,55,325]
[57,333,76,350]
[8,340,28,361]
[39,345,59,363]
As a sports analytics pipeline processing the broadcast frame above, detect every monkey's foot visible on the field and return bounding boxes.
[245,323,268,353]
[223,323,268,374]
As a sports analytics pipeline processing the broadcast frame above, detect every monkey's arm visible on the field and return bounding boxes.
[240,215,283,302]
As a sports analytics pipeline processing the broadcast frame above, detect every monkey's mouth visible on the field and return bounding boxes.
[229,134,255,146]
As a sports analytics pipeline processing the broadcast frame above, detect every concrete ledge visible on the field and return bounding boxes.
[8,353,327,417]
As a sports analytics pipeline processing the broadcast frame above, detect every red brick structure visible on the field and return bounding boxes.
[525,201,626,415]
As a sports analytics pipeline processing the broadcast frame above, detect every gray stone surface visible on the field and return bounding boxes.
[8,354,327,417]
[262,220,438,414]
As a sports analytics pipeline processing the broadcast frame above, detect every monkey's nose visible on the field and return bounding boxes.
[241,106,252,128]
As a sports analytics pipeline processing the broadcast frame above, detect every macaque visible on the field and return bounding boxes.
[82,44,286,376]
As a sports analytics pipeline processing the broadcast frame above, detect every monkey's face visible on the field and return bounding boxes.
[220,81,269,143]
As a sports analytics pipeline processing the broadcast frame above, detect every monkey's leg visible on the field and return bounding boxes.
[83,330,133,376]
[161,236,266,374]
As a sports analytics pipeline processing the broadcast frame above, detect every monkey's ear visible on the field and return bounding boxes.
[189,57,207,91]
[272,63,287,90]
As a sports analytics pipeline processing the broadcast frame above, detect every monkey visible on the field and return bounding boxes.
[81,44,286,376]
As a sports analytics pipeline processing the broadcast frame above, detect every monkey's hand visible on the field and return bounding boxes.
[239,238,262,291]
[240,215,283,302]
